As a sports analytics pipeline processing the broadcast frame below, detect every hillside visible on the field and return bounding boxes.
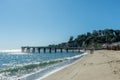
[49,29,120,48]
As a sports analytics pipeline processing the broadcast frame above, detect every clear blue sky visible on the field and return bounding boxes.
[0,0,120,49]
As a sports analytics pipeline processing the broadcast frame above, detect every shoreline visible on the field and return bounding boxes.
[18,52,85,80]
[36,52,87,80]
[41,50,120,80]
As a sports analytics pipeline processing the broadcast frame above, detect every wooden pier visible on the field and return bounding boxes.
[21,46,83,53]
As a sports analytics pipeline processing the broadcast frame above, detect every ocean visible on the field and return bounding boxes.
[0,51,85,80]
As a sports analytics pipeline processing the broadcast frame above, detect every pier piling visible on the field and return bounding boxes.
[21,46,86,53]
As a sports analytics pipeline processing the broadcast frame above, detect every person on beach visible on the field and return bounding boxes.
[90,48,94,54]
[90,42,95,54]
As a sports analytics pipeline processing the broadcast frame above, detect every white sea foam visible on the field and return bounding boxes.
[0,74,18,80]
[2,63,15,66]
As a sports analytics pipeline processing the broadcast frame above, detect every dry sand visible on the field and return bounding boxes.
[41,50,120,80]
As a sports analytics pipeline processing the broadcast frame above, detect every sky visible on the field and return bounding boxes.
[0,0,120,49]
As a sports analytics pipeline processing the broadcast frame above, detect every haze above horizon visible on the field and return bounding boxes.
[0,0,120,49]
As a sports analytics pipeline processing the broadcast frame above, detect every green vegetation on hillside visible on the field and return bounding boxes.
[49,29,120,48]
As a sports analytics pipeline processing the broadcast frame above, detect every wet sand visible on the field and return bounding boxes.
[41,50,120,80]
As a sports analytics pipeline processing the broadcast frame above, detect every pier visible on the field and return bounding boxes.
[21,46,83,53]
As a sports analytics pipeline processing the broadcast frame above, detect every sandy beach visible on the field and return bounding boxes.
[41,50,120,80]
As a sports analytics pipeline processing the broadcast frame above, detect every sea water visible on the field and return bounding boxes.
[0,51,84,80]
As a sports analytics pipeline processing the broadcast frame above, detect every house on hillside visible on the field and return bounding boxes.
[105,42,120,50]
